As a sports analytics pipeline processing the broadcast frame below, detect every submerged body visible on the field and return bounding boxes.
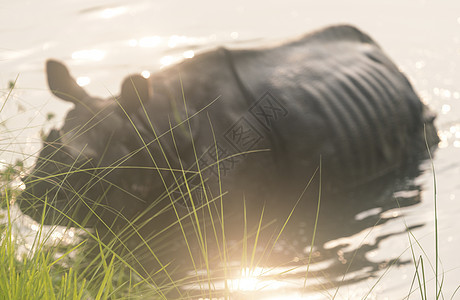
[18,25,437,241]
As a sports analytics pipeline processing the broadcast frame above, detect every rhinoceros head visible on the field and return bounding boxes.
[18,60,163,227]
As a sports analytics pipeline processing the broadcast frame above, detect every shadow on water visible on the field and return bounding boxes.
[124,156,430,299]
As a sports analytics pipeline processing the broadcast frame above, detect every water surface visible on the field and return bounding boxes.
[1,0,460,298]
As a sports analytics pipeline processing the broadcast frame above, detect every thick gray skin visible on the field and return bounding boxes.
[18,25,438,232]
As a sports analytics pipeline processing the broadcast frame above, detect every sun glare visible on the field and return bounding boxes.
[183,50,195,58]
[76,76,91,87]
[160,55,174,67]
[141,70,151,78]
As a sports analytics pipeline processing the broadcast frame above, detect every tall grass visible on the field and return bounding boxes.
[1,76,458,300]
[0,159,169,299]
[0,169,89,299]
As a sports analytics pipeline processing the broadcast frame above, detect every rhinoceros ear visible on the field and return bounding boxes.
[46,60,90,104]
[119,75,151,112]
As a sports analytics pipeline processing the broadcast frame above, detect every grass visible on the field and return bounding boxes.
[0,177,89,299]
[400,128,457,300]
[1,76,459,300]
[0,160,321,299]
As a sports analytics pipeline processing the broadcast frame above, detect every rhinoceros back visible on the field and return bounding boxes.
[227,25,436,185]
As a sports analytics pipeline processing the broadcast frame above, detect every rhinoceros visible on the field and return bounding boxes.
[18,25,438,244]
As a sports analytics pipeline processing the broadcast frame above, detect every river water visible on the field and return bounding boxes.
[1,0,460,299]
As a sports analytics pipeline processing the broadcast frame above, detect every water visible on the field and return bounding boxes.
[1,0,460,298]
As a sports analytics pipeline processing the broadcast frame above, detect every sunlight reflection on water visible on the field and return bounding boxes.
[76,76,91,87]
[2,0,460,298]
[1,203,85,262]
[438,124,460,148]
[182,261,378,299]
